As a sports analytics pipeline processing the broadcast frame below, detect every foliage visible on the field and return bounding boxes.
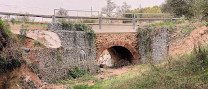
[116,2,131,17]
[0,57,21,73]
[19,24,29,43]
[169,21,197,41]
[32,40,42,47]
[0,19,14,51]
[67,67,88,79]
[204,22,208,27]
[52,67,88,84]
[137,26,153,60]
[162,0,208,20]
[180,23,196,36]
[101,0,117,17]
[125,6,169,19]
[0,19,12,38]
[56,8,69,22]
[162,0,194,18]
[10,18,18,24]
[62,22,74,30]
[72,85,100,89]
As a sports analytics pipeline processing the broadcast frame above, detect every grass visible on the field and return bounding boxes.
[0,19,12,38]
[53,67,97,86]
[179,22,196,37]
[70,45,208,89]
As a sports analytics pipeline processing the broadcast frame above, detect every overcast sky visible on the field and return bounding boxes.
[0,0,165,15]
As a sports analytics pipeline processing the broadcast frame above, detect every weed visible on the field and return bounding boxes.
[72,85,100,89]
[204,22,208,27]
[0,57,21,73]
[67,67,87,79]
[0,19,12,38]
[32,40,42,47]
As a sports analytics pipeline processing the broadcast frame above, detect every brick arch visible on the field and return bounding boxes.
[96,41,139,63]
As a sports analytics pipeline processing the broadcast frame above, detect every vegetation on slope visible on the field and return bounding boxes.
[68,21,208,89]
[71,45,208,89]
[0,19,22,73]
[0,19,23,89]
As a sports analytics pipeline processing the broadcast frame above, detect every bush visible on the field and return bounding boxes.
[204,22,208,27]
[0,57,21,73]
[32,40,42,47]
[67,67,87,79]
[0,19,12,38]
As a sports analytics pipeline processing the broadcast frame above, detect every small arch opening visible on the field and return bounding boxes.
[98,46,134,68]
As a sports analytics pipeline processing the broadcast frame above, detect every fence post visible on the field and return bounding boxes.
[53,9,56,23]
[52,15,56,22]
[132,13,136,29]
[99,12,102,29]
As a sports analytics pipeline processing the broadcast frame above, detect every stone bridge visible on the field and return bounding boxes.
[20,23,169,82]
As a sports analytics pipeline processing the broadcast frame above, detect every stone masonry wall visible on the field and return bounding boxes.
[29,23,98,82]
[138,28,169,63]
[152,28,169,62]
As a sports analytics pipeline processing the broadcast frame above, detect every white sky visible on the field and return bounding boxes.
[0,0,165,15]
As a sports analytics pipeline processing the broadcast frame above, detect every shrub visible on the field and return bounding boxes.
[32,40,42,47]
[204,22,208,27]
[67,67,87,79]
[0,57,21,73]
[0,19,12,38]
[10,18,17,24]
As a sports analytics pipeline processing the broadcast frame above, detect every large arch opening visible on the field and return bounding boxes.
[98,46,134,68]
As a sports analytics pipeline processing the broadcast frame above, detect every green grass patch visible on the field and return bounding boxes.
[204,22,208,27]
[0,19,12,38]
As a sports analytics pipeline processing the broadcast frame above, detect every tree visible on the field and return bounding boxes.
[56,8,68,22]
[101,0,117,17]
[116,1,131,17]
[124,6,163,19]
[161,0,194,19]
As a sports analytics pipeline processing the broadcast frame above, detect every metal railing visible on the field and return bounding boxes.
[0,10,182,29]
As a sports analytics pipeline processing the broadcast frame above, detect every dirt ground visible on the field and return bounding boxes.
[169,26,208,56]
[96,66,131,80]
